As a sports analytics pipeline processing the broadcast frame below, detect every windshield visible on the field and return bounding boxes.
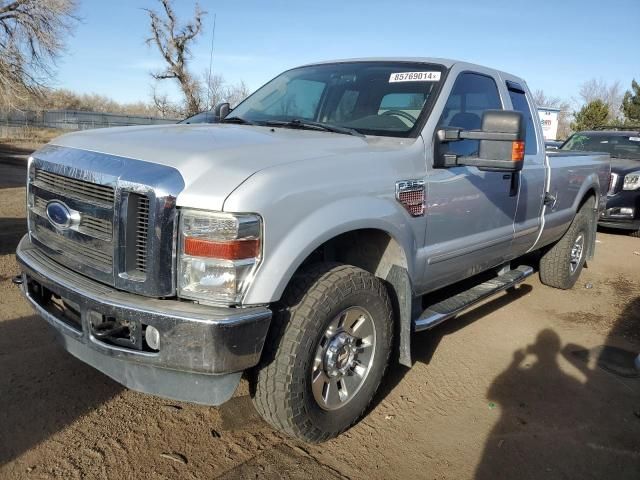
[561,132,640,160]
[229,62,445,137]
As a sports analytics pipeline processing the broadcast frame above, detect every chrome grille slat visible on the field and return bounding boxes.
[135,196,150,273]
[34,169,115,205]
[34,224,113,273]
[31,196,113,241]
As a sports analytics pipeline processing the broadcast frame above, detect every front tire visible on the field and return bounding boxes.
[252,263,393,443]
[539,199,594,289]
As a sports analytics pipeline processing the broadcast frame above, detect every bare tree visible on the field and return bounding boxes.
[532,89,562,109]
[202,73,226,109]
[577,78,623,121]
[145,0,206,116]
[0,0,78,107]
[150,84,182,118]
[202,72,250,110]
[226,80,250,108]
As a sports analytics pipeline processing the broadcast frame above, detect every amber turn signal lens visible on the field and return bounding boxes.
[511,141,525,162]
[183,237,260,260]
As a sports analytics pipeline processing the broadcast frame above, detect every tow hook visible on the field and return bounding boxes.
[92,320,129,339]
[12,275,23,286]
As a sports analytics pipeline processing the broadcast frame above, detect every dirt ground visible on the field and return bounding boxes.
[1,143,639,479]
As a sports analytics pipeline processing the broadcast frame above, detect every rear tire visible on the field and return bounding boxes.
[629,229,640,238]
[252,263,393,443]
[539,199,594,289]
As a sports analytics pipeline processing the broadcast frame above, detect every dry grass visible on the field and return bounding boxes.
[0,126,60,147]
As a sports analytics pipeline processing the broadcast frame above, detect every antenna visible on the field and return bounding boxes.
[206,13,217,110]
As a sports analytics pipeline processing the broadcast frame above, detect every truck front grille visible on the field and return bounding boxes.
[27,145,182,297]
[29,167,116,277]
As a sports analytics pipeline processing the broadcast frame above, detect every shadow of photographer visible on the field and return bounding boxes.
[475,296,640,480]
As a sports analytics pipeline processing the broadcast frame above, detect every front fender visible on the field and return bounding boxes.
[243,196,418,304]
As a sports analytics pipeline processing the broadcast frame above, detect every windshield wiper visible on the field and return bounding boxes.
[220,116,256,125]
[264,119,364,137]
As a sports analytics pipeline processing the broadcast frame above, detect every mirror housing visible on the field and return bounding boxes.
[213,102,231,122]
[435,110,525,172]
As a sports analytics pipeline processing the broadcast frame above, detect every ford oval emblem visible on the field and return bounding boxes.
[46,201,72,229]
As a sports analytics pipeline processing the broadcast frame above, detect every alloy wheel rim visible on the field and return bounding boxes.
[311,306,376,411]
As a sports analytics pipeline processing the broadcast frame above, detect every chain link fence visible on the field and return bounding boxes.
[0,109,179,131]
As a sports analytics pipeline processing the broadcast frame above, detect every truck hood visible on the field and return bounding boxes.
[52,123,393,209]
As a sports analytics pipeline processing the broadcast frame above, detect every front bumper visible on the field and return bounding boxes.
[16,235,272,405]
[598,190,640,231]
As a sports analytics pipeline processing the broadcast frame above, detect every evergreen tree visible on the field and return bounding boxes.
[571,100,609,131]
[621,80,640,124]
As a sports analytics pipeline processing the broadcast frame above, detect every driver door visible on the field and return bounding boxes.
[419,70,519,292]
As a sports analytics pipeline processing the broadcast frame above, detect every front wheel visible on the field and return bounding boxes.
[252,263,393,443]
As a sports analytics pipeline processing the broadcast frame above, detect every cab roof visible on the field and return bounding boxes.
[300,57,522,83]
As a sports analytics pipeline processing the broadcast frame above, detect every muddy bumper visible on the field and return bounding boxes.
[15,235,272,406]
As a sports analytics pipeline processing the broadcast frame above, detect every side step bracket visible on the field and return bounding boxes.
[413,265,534,332]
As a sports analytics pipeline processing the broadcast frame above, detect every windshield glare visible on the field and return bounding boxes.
[561,133,640,159]
[230,62,445,137]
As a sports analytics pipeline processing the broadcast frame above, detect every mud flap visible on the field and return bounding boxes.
[385,265,414,368]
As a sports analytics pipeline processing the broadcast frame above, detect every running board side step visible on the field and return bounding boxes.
[413,265,534,332]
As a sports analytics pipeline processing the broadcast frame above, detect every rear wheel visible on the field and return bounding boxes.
[629,229,640,238]
[539,198,594,289]
[252,263,393,443]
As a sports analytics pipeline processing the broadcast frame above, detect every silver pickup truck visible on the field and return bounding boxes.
[15,58,610,442]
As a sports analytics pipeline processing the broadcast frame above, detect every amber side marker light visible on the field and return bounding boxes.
[183,237,260,260]
[512,141,525,162]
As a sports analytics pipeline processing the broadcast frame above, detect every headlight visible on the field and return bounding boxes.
[623,171,640,190]
[178,209,262,305]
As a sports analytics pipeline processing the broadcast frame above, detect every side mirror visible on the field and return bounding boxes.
[435,110,525,172]
[213,102,231,122]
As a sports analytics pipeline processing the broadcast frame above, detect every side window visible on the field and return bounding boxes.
[507,85,538,155]
[439,73,502,156]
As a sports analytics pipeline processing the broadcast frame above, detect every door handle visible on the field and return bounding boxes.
[502,174,511,180]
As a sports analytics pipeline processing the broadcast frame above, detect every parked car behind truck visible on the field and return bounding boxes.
[560,127,640,237]
[15,58,610,443]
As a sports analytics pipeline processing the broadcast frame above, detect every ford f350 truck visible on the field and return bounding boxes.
[15,58,610,443]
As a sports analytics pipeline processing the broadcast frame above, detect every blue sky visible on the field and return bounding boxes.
[55,0,639,106]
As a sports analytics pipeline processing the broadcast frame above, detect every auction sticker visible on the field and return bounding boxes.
[389,71,441,83]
